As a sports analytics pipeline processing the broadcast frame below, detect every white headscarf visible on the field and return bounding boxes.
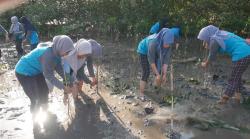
[197,25,229,50]
[64,39,92,74]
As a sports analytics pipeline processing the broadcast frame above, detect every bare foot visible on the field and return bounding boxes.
[218,95,229,105]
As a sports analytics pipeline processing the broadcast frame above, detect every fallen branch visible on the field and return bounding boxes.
[172,57,197,63]
[186,117,242,132]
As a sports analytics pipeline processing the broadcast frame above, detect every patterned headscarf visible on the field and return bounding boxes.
[198,25,229,50]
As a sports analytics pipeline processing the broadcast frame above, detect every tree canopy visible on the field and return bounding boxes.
[1,0,249,38]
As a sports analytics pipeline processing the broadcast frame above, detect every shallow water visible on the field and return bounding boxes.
[1,39,250,139]
[101,38,250,139]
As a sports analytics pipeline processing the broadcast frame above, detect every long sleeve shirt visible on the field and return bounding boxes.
[40,48,65,90]
[207,40,220,62]
[147,40,172,66]
[15,47,65,90]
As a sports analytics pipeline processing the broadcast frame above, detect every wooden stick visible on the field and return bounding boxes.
[63,70,72,120]
[203,48,209,89]
[170,64,174,129]
[96,59,99,94]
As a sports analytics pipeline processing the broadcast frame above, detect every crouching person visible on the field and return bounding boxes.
[198,25,250,104]
[15,35,75,114]
[148,27,181,87]
[63,39,102,100]
[137,33,157,101]
[137,27,181,101]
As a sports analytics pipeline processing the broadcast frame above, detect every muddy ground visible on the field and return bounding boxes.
[1,39,250,139]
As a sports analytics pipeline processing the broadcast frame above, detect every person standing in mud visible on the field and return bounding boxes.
[198,25,250,104]
[137,33,157,101]
[9,16,25,57]
[75,39,102,91]
[19,16,39,50]
[0,23,9,57]
[137,27,181,101]
[15,35,75,114]
[148,27,181,87]
[149,18,168,34]
[63,39,102,100]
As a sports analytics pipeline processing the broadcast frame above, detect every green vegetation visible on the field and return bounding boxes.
[0,0,249,39]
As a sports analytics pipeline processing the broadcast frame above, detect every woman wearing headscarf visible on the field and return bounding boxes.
[20,16,39,50]
[63,39,103,99]
[137,27,180,101]
[149,27,180,84]
[9,16,25,57]
[137,33,157,101]
[15,35,75,114]
[76,39,102,91]
[149,18,168,35]
[198,25,250,104]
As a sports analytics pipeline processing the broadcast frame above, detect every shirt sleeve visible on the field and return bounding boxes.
[76,66,92,84]
[147,41,157,65]
[63,61,70,74]
[9,24,14,34]
[20,24,25,34]
[55,62,65,79]
[41,55,64,90]
[86,56,95,77]
[163,47,172,65]
[208,40,220,62]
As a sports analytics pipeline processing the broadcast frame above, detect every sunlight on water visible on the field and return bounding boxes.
[35,107,47,133]
[48,93,75,124]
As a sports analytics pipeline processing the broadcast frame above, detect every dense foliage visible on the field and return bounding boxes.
[0,0,249,39]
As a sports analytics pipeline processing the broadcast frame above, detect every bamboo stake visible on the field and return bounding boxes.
[63,70,72,120]
[96,58,99,94]
[203,47,209,89]
[170,64,174,129]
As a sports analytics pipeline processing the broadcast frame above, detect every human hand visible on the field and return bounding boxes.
[77,81,83,92]
[201,61,208,68]
[246,38,250,45]
[90,77,98,87]
[162,74,167,83]
[155,74,161,87]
